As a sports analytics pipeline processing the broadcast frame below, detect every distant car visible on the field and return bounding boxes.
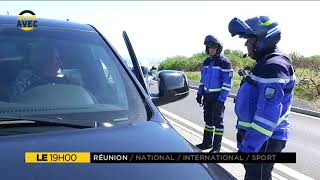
[0,15,234,179]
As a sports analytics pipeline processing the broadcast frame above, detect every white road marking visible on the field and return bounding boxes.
[165,116,287,180]
[160,108,237,149]
[272,172,288,180]
[274,164,314,180]
[160,108,315,180]
[166,118,233,155]
[189,88,199,92]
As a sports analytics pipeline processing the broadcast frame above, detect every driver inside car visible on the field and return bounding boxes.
[12,45,64,98]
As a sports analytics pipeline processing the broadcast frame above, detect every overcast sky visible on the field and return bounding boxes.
[1,1,319,66]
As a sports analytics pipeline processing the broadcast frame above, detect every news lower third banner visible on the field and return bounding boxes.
[25,152,296,164]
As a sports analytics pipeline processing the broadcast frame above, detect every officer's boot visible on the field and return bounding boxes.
[196,130,213,150]
[209,134,222,153]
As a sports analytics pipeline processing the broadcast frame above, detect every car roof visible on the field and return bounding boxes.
[0,15,94,32]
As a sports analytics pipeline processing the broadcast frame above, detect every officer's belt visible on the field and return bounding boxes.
[244,76,293,94]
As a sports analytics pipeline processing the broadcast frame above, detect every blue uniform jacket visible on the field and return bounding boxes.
[197,55,233,102]
[235,51,296,152]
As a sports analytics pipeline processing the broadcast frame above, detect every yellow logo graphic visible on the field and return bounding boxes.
[17,10,37,31]
[25,152,91,163]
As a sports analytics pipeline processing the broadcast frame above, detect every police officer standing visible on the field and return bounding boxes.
[228,16,296,179]
[196,35,233,153]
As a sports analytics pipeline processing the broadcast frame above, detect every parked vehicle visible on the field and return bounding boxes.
[0,15,234,180]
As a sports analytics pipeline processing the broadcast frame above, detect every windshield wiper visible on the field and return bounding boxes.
[0,116,94,128]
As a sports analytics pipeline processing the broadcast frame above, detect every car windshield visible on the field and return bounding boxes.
[0,25,149,125]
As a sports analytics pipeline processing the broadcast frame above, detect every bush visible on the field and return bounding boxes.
[290,52,320,69]
[159,49,256,71]
[158,56,188,71]
[224,49,255,68]
[295,68,320,100]
[159,53,207,71]
[158,49,320,102]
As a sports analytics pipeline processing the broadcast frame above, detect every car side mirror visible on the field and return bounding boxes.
[151,70,189,106]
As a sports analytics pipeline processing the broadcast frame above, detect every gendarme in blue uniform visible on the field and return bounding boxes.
[197,55,233,102]
[235,50,295,152]
[229,15,295,180]
[195,35,233,152]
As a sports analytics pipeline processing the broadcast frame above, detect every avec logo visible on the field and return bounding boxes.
[17,10,37,31]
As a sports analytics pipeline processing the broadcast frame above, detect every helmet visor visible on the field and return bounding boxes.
[205,42,219,48]
[228,18,255,38]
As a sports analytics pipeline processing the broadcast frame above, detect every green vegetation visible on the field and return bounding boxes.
[160,49,320,103]
[159,50,255,72]
[158,52,207,71]
[185,72,200,82]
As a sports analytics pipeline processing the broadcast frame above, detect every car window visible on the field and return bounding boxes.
[0,25,149,124]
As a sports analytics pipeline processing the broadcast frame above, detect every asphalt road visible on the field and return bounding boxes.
[154,87,320,180]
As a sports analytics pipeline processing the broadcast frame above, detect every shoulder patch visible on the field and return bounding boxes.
[264,87,276,99]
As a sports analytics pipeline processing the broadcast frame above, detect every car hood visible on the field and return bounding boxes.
[0,120,217,180]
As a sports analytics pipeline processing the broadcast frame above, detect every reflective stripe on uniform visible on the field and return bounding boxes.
[266,25,280,38]
[204,87,221,92]
[249,74,296,84]
[238,121,251,128]
[205,124,214,129]
[278,107,291,125]
[221,87,231,91]
[222,83,231,88]
[278,114,289,125]
[204,128,214,133]
[263,20,273,26]
[204,66,233,72]
[251,123,273,136]
[210,66,222,70]
[215,128,224,132]
[214,131,223,136]
[253,108,291,129]
[221,68,233,72]
[239,107,290,135]
[253,115,277,129]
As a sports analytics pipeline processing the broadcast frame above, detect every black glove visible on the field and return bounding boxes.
[236,129,246,144]
[196,95,202,104]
